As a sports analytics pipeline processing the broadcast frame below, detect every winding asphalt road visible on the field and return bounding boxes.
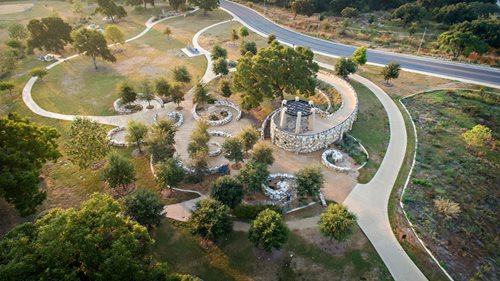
[220,0,500,89]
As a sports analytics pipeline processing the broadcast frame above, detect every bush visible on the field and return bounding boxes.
[411,178,432,187]
[233,204,282,220]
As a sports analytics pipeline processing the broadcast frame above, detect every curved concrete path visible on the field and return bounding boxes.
[190,16,427,281]
[344,75,427,281]
[22,9,199,126]
[20,8,426,281]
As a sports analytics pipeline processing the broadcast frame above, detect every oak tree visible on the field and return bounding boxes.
[124,189,164,227]
[318,203,357,241]
[211,176,244,208]
[0,113,60,216]
[126,121,148,153]
[102,152,136,191]
[155,157,185,190]
[190,198,232,241]
[233,42,318,109]
[0,193,172,280]
[95,0,127,23]
[27,17,72,53]
[295,165,324,198]
[73,28,116,70]
[65,117,109,169]
[248,209,289,252]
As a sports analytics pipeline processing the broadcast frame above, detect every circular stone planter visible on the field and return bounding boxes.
[154,111,184,128]
[114,98,141,114]
[192,100,242,127]
[207,130,232,157]
[321,148,351,172]
[208,141,222,157]
[107,127,127,147]
[263,173,296,201]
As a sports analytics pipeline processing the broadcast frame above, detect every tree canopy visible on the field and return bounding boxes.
[295,166,324,199]
[219,79,232,98]
[391,3,426,26]
[27,17,72,53]
[8,23,27,40]
[155,78,171,99]
[95,0,127,23]
[155,158,185,190]
[193,83,210,106]
[211,45,227,60]
[104,25,125,45]
[65,117,109,169]
[237,126,260,153]
[124,189,164,227]
[318,203,357,241]
[238,160,269,193]
[148,119,177,162]
[334,57,357,79]
[0,193,173,280]
[118,82,137,104]
[101,152,136,190]
[126,121,148,153]
[381,62,401,84]
[437,30,487,58]
[0,113,60,216]
[211,176,244,208]
[250,142,274,166]
[213,58,229,76]
[73,28,116,70]
[452,19,500,49]
[352,47,367,65]
[291,0,315,18]
[222,137,244,167]
[233,42,318,110]
[190,198,233,241]
[173,66,192,84]
[240,41,257,56]
[188,0,219,14]
[248,209,289,252]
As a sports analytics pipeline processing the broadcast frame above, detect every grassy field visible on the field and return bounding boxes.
[401,90,499,280]
[152,218,393,281]
[198,20,268,61]
[348,81,389,183]
[0,2,229,235]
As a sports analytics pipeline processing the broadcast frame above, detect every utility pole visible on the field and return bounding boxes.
[417,27,427,56]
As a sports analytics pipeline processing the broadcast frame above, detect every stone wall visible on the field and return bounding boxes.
[107,127,127,147]
[154,111,184,128]
[321,148,351,172]
[269,75,358,153]
[192,100,241,127]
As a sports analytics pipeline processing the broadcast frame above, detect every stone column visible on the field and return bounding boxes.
[295,111,302,134]
[310,108,316,131]
[280,107,287,128]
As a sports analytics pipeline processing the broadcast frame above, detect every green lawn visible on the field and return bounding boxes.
[151,218,393,281]
[348,81,390,183]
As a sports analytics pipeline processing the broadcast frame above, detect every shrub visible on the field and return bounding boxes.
[190,198,232,241]
[411,178,432,187]
[434,198,461,218]
[233,204,282,220]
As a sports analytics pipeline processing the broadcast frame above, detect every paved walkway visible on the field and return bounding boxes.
[344,75,427,281]
[20,9,427,281]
